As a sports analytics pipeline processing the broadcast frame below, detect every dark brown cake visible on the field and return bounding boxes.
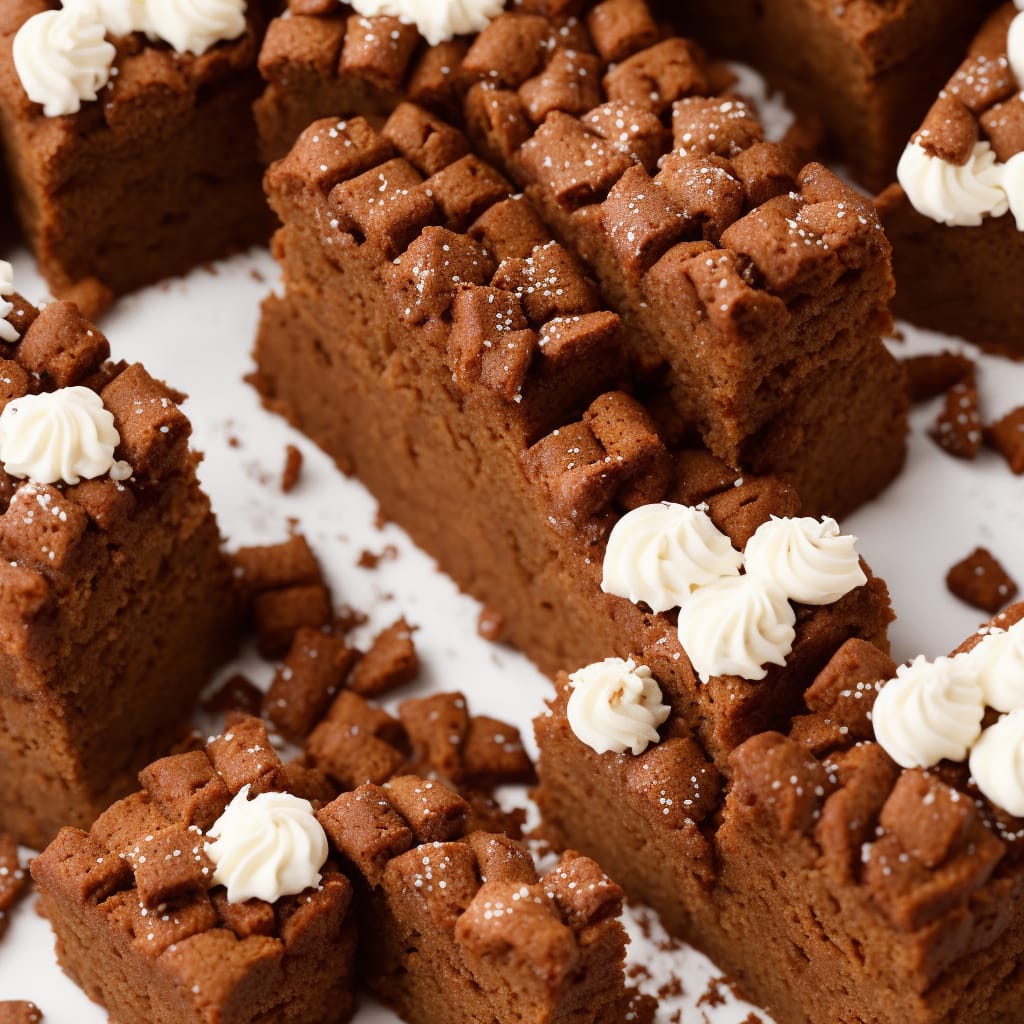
[0,0,275,317]
[536,603,1024,1024]
[0,285,239,849]
[669,0,999,191]
[877,4,1024,357]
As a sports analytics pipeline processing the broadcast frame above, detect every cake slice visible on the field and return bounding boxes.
[0,266,239,848]
[33,705,649,1024]
[536,601,1024,1024]
[877,3,1024,357]
[667,0,999,192]
[0,0,274,316]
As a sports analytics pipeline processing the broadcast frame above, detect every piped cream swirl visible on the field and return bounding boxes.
[0,261,16,345]
[743,515,867,605]
[71,0,151,37]
[965,622,1024,714]
[13,5,116,118]
[601,502,742,614]
[146,0,247,55]
[677,575,796,683]
[567,657,670,756]
[970,709,1024,818]
[872,655,985,769]
[349,0,505,46]
[205,785,329,904]
[897,140,1008,227]
[0,386,129,485]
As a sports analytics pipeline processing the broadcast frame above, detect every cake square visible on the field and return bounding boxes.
[0,267,239,848]
[0,0,275,317]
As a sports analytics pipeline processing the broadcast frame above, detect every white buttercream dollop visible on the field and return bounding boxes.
[677,575,796,683]
[0,386,129,485]
[601,502,742,614]
[205,785,329,904]
[897,140,1008,227]
[13,5,116,118]
[567,657,670,756]
[349,0,504,46]
[965,622,1024,714]
[146,0,247,55]
[0,261,16,345]
[970,709,1024,817]
[1001,149,1024,231]
[872,655,985,769]
[743,515,867,606]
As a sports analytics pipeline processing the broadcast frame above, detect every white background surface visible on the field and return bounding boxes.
[0,237,1021,1022]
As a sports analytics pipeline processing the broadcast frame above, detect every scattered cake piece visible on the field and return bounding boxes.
[902,350,975,404]
[0,282,239,849]
[0,1004,42,1024]
[281,444,303,492]
[201,673,263,717]
[348,618,419,697]
[946,547,1019,613]
[985,405,1024,473]
[929,373,983,459]
[0,833,28,941]
[477,607,505,642]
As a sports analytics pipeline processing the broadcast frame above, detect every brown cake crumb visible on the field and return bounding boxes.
[477,607,505,642]
[985,405,1024,474]
[0,833,28,941]
[902,350,975,404]
[0,1004,43,1024]
[930,373,983,459]
[357,545,398,569]
[201,673,263,716]
[349,619,419,698]
[946,547,1019,613]
[281,444,303,492]
[698,976,729,1008]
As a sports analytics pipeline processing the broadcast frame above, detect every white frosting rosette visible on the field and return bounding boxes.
[146,0,247,56]
[965,622,1024,714]
[743,515,867,606]
[970,709,1024,818]
[13,4,116,118]
[0,386,131,485]
[897,140,1008,227]
[205,785,329,904]
[567,657,670,756]
[872,655,985,769]
[67,0,150,37]
[350,0,505,46]
[601,502,742,614]
[677,575,796,683]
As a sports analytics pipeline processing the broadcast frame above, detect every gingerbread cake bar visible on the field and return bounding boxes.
[0,0,275,317]
[668,0,999,192]
[877,2,1024,357]
[33,707,648,1024]
[256,0,908,516]
[0,273,239,848]
[536,601,1024,1024]
[254,112,894,766]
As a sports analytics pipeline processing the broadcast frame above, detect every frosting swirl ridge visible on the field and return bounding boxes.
[0,261,16,345]
[872,655,985,769]
[567,657,670,756]
[966,621,1024,714]
[206,785,329,904]
[677,575,796,683]
[13,5,116,118]
[743,515,867,605]
[602,502,743,614]
[146,0,247,55]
